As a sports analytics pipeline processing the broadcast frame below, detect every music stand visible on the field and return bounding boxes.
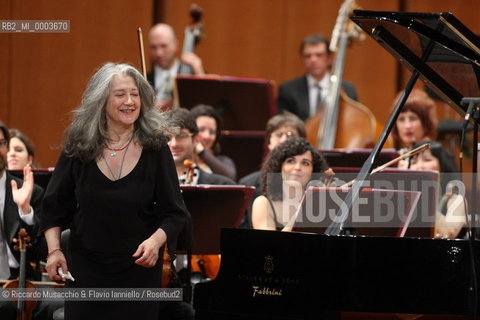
[8,168,54,190]
[219,130,266,179]
[321,148,399,168]
[180,185,255,254]
[294,187,421,237]
[175,75,276,130]
[176,75,276,178]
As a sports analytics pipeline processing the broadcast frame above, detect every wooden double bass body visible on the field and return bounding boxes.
[306,90,378,148]
[305,0,387,150]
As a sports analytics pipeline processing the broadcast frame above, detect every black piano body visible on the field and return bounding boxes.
[194,228,479,319]
[194,9,480,319]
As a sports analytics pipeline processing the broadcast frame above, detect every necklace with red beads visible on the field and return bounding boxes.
[105,135,134,157]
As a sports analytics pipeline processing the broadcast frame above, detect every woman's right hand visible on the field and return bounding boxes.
[46,249,69,281]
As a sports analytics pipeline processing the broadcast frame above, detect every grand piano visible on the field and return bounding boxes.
[194,228,479,319]
[193,10,480,319]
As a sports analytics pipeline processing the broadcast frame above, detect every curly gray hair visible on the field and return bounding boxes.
[64,63,169,161]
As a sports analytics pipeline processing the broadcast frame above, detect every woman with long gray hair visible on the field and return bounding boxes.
[40,63,191,319]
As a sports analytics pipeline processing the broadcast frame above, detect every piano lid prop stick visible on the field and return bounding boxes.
[282,192,306,232]
[341,143,430,188]
[282,168,336,232]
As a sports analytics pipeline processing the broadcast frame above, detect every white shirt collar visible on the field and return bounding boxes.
[307,73,330,89]
[154,59,180,77]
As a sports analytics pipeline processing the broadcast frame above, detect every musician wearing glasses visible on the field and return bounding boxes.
[165,108,235,186]
[40,63,191,320]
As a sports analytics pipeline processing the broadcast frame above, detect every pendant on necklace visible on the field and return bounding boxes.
[110,151,116,157]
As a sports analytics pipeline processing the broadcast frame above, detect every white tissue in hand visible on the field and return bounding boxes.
[58,267,75,281]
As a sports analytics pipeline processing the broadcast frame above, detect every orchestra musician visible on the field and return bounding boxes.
[239,112,306,228]
[402,141,466,239]
[164,108,236,319]
[165,108,236,186]
[40,63,191,320]
[0,121,60,320]
[147,23,205,108]
[251,138,328,231]
[391,88,438,151]
[277,34,358,121]
[190,104,237,181]
[7,128,37,170]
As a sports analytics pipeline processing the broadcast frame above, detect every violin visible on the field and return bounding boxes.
[3,228,37,320]
[305,0,386,149]
[181,159,221,280]
[183,159,196,184]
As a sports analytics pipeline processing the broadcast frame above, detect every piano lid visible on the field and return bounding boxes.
[351,10,480,116]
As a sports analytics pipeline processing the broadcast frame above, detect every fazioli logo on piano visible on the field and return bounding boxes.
[252,285,283,298]
[264,255,274,274]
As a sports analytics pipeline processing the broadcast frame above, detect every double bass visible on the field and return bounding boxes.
[305,0,380,149]
[178,4,205,76]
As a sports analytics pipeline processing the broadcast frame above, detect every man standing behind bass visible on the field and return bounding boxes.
[277,34,358,121]
[147,23,205,109]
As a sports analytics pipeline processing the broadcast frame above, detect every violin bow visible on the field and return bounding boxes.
[137,27,147,78]
[341,143,431,188]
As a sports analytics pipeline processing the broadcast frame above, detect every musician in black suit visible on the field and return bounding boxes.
[277,34,358,121]
[147,23,205,108]
[0,121,59,320]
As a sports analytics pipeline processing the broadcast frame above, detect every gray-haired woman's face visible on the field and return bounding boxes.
[105,74,141,129]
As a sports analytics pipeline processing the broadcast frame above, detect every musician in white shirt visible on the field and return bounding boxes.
[147,23,205,108]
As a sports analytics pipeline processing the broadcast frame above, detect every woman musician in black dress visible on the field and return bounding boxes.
[251,138,328,231]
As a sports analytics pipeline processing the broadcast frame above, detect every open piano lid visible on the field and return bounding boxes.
[351,10,480,116]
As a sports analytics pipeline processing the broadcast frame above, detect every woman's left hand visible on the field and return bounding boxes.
[12,165,34,214]
[132,228,167,268]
